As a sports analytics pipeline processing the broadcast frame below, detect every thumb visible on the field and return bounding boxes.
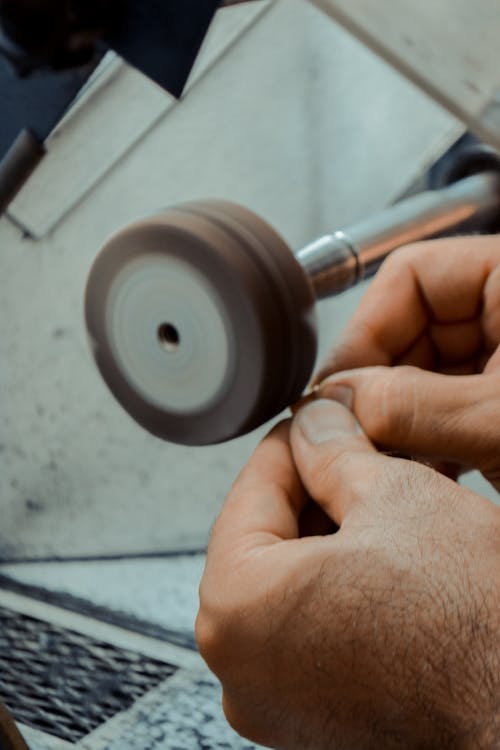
[317,367,500,475]
[290,399,390,525]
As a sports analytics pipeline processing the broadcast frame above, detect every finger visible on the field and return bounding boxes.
[315,253,428,381]
[209,420,308,558]
[199,422,331,668]
[428,319,482,364]
[315,235,500,382]
[485,343,500,374]
[424,460,460,481]
[318,366,500,472]
[483,262,500,356]
[290,399,389,525]
[394,332,436,369]
[394,320,484,370]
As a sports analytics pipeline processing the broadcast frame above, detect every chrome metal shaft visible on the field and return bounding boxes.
[296,171,500,300]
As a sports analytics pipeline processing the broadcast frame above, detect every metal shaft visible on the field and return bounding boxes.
[296,171,500,300]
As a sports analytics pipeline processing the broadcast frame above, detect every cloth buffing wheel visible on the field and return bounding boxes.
[85,200,318,445]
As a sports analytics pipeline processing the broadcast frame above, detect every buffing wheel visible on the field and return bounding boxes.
[85,200,318,445]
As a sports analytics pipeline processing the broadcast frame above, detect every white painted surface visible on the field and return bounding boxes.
[7,2,272,237]
[311,0,500,149]
[0,0,459,560]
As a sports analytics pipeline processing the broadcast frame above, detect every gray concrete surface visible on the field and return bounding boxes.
[0,555,205,643]
[20,668,266,750]
[78,669,265,750]
[0,585,260,750]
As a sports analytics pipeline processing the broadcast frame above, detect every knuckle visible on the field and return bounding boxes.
[313,445,353,488]
[194,610,220,666]
[371,458,428,516]
[313,447,375,504]
[195,606,242,676]
[476,423,500,477]
[313,452,338,491]
[222,694,247,735]
[222,694,244,735]
[360,366,417,445]
[385,241,428,267]
[196,589,243,674]
[223,691,277,748]
[377,245,413,279]
[222,693,262,744]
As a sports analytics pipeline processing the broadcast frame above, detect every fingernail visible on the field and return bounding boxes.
[319,382,353,410]
[297,399,361,445]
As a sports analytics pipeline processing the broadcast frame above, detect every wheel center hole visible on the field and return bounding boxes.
[157,323,180,352]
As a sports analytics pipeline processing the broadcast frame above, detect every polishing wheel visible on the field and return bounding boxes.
[85,200,318,445]
[86,169,500,446]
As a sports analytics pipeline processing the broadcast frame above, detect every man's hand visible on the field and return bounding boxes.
[196,400,500,749]
[315,235,500,489]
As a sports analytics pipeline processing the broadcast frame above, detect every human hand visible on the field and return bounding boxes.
[314,236,500,490]
[196,400,500,750]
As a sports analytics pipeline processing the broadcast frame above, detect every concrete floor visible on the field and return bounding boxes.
[0,557,262,750]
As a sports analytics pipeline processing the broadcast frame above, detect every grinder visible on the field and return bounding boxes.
[85,152,500,446]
